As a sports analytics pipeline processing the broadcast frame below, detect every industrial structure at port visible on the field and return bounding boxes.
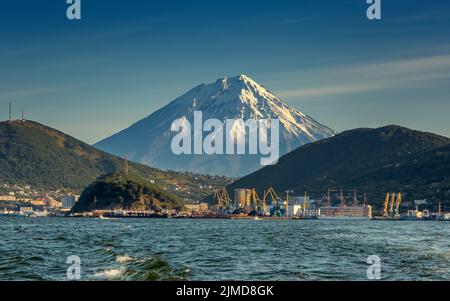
[214,187,373,220]
[211,187,449,221]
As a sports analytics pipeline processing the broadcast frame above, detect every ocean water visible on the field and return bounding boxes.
[0,218,449,281]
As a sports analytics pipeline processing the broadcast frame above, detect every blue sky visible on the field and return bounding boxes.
[1,0,450,143]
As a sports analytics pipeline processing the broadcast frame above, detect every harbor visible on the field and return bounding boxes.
[203,187,450,222]
[16,188,447,222]
[1,184,449,222]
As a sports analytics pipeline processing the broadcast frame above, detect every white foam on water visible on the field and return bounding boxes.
[116,255,133,264]
[94,267,125,279]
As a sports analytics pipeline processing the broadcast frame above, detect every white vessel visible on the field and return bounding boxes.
[32,210,49,217]
[318,205,372,220]
[317,215,370,220]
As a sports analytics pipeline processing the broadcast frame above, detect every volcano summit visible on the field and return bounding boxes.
[95,75,335,176]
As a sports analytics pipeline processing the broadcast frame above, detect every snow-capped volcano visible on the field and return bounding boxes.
[95,75,335,177]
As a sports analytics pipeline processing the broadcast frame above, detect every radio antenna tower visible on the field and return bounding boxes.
[9,102,12,121]
[353,189,358,207]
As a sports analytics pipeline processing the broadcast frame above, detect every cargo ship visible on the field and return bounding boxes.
[102,211,168,219]
[293,215,319,220]
[318,205,372,220]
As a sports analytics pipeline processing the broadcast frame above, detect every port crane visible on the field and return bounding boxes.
[250,189,266,213]
[263,187,279,204]
[292,191,311,218]
[395,193,402,218]
[301,191,309,216]
[262,187,291,217]
[214,188,232,212]
[389,193,396,215]
[285,190,294,216]
[383,193,390,218]
[383,192,402,218]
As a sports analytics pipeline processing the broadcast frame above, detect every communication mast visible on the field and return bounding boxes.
[353,189,359,207]
[327,189,331,207]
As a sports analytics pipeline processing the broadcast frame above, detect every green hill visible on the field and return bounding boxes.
[72,173,183,212]
[214,125,450,208]
[0,120,229,201]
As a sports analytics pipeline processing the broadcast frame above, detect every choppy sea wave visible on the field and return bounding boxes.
[0,218,449,280]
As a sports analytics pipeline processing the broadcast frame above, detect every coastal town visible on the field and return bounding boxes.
[1,182,449,221]
[0,183,79,217]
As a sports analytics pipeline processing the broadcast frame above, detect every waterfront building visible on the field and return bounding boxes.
[234,189,252,208]
[184,203,209,213]
[286,204,302,217]
[0,195,16,202]
[290,196,309,204]
[61,195,77,209]
[31,199,46,206]
[405,208,431,220]
[17,198,33,203]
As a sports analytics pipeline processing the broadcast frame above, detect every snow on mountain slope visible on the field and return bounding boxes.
[95,75,335,177]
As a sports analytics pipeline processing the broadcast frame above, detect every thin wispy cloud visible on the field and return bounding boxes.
[276,54,450,100]
[0,84,79,101]
[0,46,43,56]
[278,84,380,99]
[390,11,450,23]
